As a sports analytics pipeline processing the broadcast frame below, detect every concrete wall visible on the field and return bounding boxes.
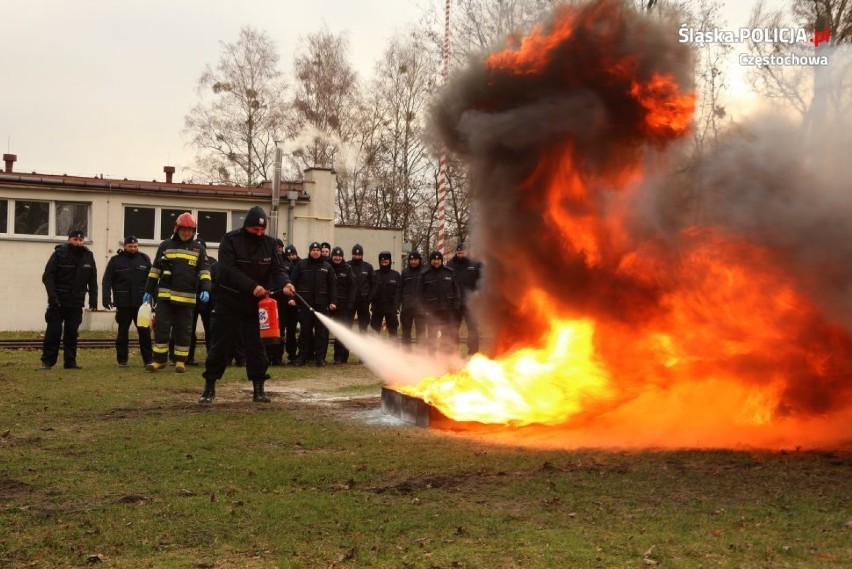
[334,226,405,271]
[283,168,336,250]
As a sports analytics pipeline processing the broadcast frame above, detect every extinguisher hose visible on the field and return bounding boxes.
[292,291,315,313]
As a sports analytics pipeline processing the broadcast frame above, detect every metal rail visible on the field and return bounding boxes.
[0,338,132,350]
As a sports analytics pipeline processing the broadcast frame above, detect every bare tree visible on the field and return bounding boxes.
[793,0,852,42]
[370,34,437,242]
[286,28,359,174]
[747,0,852,126]
[184,27,287,186]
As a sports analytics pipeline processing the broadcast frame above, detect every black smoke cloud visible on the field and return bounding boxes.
[432,0,693,347]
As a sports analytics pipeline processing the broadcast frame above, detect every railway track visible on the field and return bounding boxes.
[0,338,141,350]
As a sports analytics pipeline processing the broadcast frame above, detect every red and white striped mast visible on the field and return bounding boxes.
[436,0,450,256]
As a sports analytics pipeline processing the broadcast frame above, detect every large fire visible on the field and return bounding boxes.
[397,0,852,448]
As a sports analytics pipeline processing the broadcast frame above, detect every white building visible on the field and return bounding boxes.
[0,154,402,331]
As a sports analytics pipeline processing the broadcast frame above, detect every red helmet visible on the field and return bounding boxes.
[174,212,197,232]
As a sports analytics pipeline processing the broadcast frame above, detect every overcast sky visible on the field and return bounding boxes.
[1,0,788,182]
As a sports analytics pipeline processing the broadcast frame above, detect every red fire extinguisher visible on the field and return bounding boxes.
[258,295,280,345]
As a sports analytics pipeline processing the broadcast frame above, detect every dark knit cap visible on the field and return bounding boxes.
[243,206,268,228]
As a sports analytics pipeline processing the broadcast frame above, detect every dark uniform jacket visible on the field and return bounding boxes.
[43,244,98,308]
[416,265,461,315]
[282,256,298,277]
[331,261,356,310]
[215,230,289,302]
[146,236,212,306]
[445,256,482,305]
[102,249,151,308]
[348,259,375,300]
[371,266,401,312]
[396,265,425,313]
[291,256,337,309]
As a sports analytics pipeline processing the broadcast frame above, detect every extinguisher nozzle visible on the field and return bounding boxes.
[292,291,314,312]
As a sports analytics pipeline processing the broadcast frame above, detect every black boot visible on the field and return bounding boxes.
[199,379,216,404]
[252,381,270,403]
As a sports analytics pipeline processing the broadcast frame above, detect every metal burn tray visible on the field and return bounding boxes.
[381,387,483,430]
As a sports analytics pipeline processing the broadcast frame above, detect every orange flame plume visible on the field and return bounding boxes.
[410,0,852,449]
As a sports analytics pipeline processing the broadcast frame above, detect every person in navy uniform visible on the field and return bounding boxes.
[396,251,425,348]
[289,242,337,366]
[329,246,356,363]
[102,235,152,367]
[370,251,400,337]
[415,251,461,354]
[348,244,374,333]
[281,245,300,364]
[40,229,98,370]
[445,242,483,355]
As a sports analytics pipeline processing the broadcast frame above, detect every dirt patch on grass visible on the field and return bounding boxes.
[99,370,384,421]
[0,478,34,501]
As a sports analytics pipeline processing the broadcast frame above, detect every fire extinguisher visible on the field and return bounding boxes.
[258,295,280,345]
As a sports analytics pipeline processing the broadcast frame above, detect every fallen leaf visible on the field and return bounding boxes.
[336,547,356,562]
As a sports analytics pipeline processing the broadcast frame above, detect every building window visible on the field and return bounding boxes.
[0,200,90,238]
[198,210,227,244]
[124,206,155,240]
[121,205,234,246]
[14,200,50,235]
[56,202,89,237]
[231,211,247,230]
[160,208,191,240]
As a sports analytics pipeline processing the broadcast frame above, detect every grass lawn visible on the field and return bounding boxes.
[0,345,849,568]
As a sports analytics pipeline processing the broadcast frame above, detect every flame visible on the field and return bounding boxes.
[400,318,614,426]
[415,0,852,448]
[630,73,696,139]
[486,12,577,75]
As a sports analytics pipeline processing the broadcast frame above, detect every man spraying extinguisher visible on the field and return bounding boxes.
[200,206,295,404]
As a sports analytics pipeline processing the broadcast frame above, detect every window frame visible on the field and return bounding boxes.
[0,198,91,240]
[123,205,241,249]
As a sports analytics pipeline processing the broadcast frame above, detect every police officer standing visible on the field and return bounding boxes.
[289,242,336,366]
[415,251,461,354]
[370,251,400,337]
[102,236,153,367]
[396,251,425,349]
[320,242,332,264]
[144,213,211,373]
[40,229,98,370]
[200,206,295,403]
[282,245,300,364]
[445,242,483,355]
[329,246,356,364]
[266,238,288,366]
[348,244,374,332]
